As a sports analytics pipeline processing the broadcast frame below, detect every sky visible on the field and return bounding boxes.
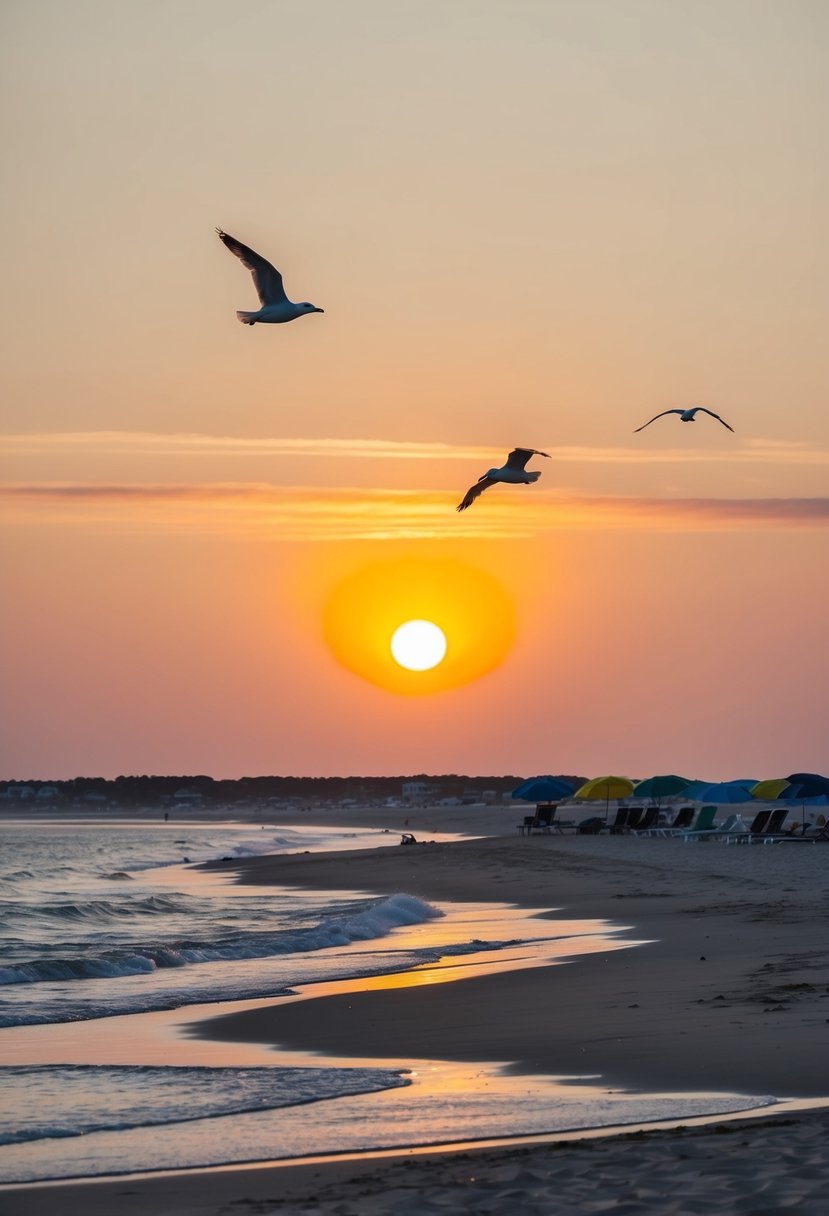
[1,0,827,781]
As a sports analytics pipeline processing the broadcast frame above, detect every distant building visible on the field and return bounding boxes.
[402,781,440,802]
[36,785,61,800]
[173,788,204,803]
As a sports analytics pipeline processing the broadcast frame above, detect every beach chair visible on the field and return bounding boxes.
[670,806,696,831]
[752,808,789,842]
[531,804,558,834]
[607,808,631,834]
[649,805,695,837]
[679,806,718,840]
[517,814,536,836]
[630,807,660,834]
[765,808,789,835]
[745,809,772,836]
[727,808,789,844]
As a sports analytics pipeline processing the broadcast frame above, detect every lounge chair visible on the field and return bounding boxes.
[745,809,772,835]
[625,807,644,830]
[630,807,660,834]
[726,807,790,844]
[679,806,718,840]
[516,804,559,835]
[607,808,631,834]
[532,804,559,834]
[765,808,789,835]
[670,806,696,830]
[648,805,695,836]
[754,808,789,842]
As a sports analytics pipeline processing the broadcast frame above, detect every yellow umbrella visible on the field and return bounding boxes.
[750,779,792,800]
[574,775,635,820]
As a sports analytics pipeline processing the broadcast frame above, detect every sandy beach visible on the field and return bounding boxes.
[4,809,829,1213]
[196,827,829,1096]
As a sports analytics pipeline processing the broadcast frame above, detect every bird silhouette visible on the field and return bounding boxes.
[216,229,324,325]
[457,448,550,512]
[634,406,734,433]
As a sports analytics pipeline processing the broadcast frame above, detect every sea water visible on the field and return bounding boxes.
[0,819,775,1184]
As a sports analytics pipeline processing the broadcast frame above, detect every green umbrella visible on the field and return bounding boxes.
[633,775,691,800]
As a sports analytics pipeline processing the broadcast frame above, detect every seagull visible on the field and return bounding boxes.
[634,406,734,433]
[456,448,550,512]
[216,229,324,325]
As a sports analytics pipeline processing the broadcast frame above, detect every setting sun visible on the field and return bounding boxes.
[390,620,447,671]
[323,557,516,695]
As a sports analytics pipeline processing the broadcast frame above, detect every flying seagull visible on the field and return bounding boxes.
[216,229,324,325]
[634,406,734,433]
[457,448,550,512]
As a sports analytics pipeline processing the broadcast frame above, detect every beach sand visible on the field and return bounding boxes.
[5,810,829,1213]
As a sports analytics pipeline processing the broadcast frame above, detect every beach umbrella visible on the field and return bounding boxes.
[689,781,754,804]
[574,776,635,820]
[776,774,829,828]
[632,774,691,800]
[750,778,793,801]
[785,773,829,798]
[511,776,576,802]
[679,779,710,801]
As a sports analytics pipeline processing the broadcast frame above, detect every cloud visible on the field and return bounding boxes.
[3,430,829,466]
[3,482,828,540]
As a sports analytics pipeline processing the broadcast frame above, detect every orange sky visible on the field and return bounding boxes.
[1,1,827,781]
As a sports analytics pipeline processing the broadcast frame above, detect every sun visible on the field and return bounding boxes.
[391,620,447,671]
[323,557,515,695]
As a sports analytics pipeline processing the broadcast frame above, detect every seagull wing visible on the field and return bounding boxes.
[696,407,734,432]
[633,410,683,432]
[457,475,496,512]
[505,447,550,470]
[216,229,288,305]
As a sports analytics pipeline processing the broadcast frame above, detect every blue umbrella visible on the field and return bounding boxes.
[780,773,829,827]
[681,780,711,801]
[785,772,829,798]
[512,776,576,802]
[633,774,691,800]
[689,781,754,804]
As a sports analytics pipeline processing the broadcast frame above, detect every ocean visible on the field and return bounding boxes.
[0,819,775,1184]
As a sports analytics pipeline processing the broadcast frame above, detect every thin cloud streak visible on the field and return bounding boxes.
[3,431,829,466]
[3,482,828,541]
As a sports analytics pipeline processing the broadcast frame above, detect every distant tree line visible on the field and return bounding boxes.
[0,773,586,806]
[1,773,588,812]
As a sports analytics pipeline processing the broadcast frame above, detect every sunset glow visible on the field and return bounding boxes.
[322,558,515,696]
